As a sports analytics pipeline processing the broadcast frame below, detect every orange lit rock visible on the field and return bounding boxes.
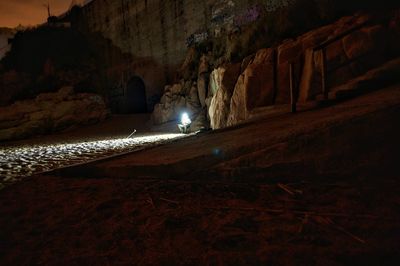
[208,64,241,129]
[276,40,302,104]
[228,49,275,126]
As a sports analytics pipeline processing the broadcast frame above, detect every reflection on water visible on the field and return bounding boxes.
[0,134,185,188]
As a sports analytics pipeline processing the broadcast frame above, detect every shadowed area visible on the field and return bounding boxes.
[0,84,399,265]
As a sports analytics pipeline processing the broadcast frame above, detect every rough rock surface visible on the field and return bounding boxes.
[227,49,275,126]
[208,64,241,129]
[152,51,212,132]
[153,11,400,130]
[0,87,109,141]
[152,83,187,125]
[152,80,208,132]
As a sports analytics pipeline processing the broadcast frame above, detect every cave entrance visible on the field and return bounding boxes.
[125,76,147,113]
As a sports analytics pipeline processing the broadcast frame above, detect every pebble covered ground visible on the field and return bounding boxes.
[0,133,185,188]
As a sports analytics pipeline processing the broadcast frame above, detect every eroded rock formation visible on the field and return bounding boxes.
[0,87,109,141]
[152,10,400,131]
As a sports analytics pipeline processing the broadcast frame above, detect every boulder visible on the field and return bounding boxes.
[151,104,171,125]
[152,82,188,125]
[152,95,186,125]
[298,49,322,102]
[35,86,74,103]
[241,54,255,73]
[0,88,109,141]
[227,49,275,126]
[190,110,209,131]
[298,14,391,102]
[276,40,303,104]
[169,83,184,95]
[208,64,241,129]
[208,68,223,98]
[343,24,388,73]
[183,80,193,95]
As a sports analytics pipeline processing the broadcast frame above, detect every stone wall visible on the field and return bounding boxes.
[151,10,400,131]
[72,0,293,108]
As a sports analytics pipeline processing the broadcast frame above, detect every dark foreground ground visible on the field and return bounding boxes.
[1,85,400,265]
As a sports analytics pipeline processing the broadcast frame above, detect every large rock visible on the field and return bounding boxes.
[152,96,186,125]
[0,87,109,141]
[298,13,391,102]
[152,83,187,124]
[208,64,241,129]
[298,49,322,102]
[191,110,209,131]
[227,49,275,126]
[343,25,388,74]
[276,40,303,104]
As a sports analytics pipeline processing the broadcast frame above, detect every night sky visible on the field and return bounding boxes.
[0,0,89,28]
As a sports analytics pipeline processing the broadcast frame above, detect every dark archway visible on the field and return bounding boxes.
[125,76,147,113]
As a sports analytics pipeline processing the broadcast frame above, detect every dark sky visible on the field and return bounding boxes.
[0,0,88,28]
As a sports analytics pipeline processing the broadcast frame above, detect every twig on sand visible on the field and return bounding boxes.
[127,129,137,138]
[318,217,366,244]
[159,197,180,205]
[278,183,295,195]
[278,183,303,195]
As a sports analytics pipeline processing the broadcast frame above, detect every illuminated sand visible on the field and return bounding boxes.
[0,133,185,186]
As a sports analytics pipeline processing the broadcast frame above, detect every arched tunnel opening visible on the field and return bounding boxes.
[124,76,147,113]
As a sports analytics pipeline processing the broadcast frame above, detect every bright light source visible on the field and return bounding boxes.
[178,113,192,134]
[181,112,191,126]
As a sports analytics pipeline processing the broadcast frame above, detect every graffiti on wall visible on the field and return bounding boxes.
[186,32,209,47]
[209,0,296,37]
[234,5,263,27]
[211,0,235,26]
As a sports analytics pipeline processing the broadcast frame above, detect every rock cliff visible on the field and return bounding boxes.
[0,87,109,141]
[152,10,400,131]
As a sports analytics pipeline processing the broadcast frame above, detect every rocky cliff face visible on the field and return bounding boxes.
[152,10,400,131]
[71,0,400,109]
[71,0,305,108]
[0,87,109,141]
